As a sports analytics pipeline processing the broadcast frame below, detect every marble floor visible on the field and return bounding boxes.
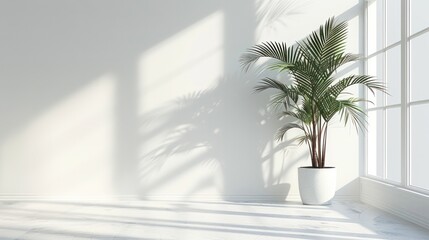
[0,200,428,240]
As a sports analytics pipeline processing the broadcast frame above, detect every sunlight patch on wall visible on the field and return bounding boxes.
[138,10,224,114]
[137,11,224,197]
[0,74,116,196]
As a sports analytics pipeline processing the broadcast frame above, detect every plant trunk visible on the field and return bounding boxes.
[317,117,323,168]
[311,119,318,168]
[321,124,328,167]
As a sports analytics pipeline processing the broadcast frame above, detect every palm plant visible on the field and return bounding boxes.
[240,17,386,168]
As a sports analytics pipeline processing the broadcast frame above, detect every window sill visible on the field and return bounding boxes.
[360,177,429,230]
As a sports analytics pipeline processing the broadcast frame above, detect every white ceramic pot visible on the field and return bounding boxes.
[298,167,336,205]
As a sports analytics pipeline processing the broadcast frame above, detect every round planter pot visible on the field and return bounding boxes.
[298,167,336,205]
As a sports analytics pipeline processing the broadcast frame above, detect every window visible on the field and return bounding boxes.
[366,0,429,192]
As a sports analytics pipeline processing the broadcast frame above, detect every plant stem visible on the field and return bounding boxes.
[317,116,323,168]
[311,113,318,168]
[322,123,328,167]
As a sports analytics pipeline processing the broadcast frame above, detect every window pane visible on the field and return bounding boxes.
[368,0,384,55]
[386,0,401,46]
[367,110,384,177]
[410,0,429,35]
[385,45,401,105]
[386,107,401,182]
[410,32,429,102]
[367,54,385,108]
[410,103,429,190]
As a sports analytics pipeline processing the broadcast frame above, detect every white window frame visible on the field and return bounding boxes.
[364,0,429,196]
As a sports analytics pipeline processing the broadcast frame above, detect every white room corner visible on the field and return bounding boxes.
[0,0,428,239]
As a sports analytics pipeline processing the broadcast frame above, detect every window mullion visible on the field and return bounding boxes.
[382,0,387,180]
[364,0,369,178]
[400,0,409,187]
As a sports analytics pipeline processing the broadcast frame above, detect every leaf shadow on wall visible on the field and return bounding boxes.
[138,75,309,201]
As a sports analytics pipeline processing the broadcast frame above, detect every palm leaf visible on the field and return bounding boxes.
[254,77,289,93]
[254,78,300,109]
[268,91,299,111]
[298,17,348,64]
[275,123,305,141]
[240,42,301,71]
[324,53,360,76]
[268,92,289,111]
[337,98,367,131]
[328,75,387,98]
[317,95,340,122]
[240,16,386,168]
[294,134,311,145]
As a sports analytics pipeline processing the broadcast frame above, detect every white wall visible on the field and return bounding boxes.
[0,0,364,200]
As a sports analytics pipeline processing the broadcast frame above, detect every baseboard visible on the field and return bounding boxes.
[360,177,429,230]
[142,194,358,202]
[0,194,139,202]
[143,195,291,202]
[0,194,358,203]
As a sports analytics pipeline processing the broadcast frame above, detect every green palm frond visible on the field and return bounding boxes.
[268,62,294,72]
[281,105,312,124]
[317,95,340,122]
[254,77,289,93]
[298,17,348,64]
[300,98,314,122]
[328,75,387,98]
[240,42,301,71]
[337,98,367,131]
[290,62,317,97]
[294,134,311,146]
[268,91,299,111]
[240,16,386,168]
[324,53,360,76]
[269,92,289,111]
[255,78,300,109]
[280,109,303,121]
[275,123,305,141]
